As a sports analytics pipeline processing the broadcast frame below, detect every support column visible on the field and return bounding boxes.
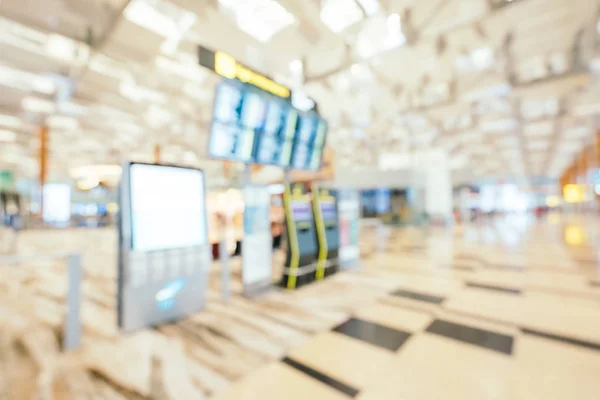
[39,125,48,216]
[423,150,453,225]
[153,144,161,164]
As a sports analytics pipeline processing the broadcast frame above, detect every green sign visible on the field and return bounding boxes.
[0,170,14,191]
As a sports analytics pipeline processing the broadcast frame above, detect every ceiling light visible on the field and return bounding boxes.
[572,102,600,117]
[292,90,315,112]
[469,145,493,155]
[183,151,197,164]
[334,72,351,91]
[459,130,482,143]
[0,65,56,94]
[115,122,145,136]
[58,101,89,116]
[379,152,411,170]
[357,13,406,59]
[155,55,207,83]
[47,115,79,130]
[549,51,568,75]
[0,114,22,129]
[70,164,122,180]
[45,34,78,62]
[183,82,211,101]
[145,105,172,127]
[503,146,521,155]
[22,97,56,114]
[320,0,364,33]
[463,82,511,102]
[558,141,584,153]
[89,55,132,80]
[0,18,82,65]
[219,0,295,42]
[456,47,494,75]
[0,17,48,44]
[527,140,549,150]
[0,129,16,142]
[357,0,381,16]
[480,118,518,133]
[290,59,303,74]
[498,136,519,146]
[563,125,591,140]
[119,80,167,104]
[522,99,558,120]
[524,121,553,137]
[124,0,197,40]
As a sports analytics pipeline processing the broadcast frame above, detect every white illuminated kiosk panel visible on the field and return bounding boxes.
[118,162,211,332]
[130,164,207,251]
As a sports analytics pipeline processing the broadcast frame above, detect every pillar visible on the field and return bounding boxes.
[153,144,161,164]
[39,125,48,215]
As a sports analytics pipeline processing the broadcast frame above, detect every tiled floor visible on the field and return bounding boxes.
[2,214,600,399]
[214,214,600,400]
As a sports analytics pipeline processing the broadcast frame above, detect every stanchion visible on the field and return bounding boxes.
[0,252,82,351]
[64,254,82,350]
[377,222,385,254]
[219,239,230,303]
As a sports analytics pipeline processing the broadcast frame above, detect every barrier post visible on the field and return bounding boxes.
[219,239,230,303]
[63,254,82,350]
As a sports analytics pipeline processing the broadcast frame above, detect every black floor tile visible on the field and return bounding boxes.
[392,288,446,304]
[333,317,411,352]
[521,328,600,352]
[466,282,522,295]
[483,263,526,272]
[450,264,476,271]
[426,319,514,355]
[282,357,360,397]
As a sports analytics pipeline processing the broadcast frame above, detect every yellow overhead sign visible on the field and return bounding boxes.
[214,51,291,98]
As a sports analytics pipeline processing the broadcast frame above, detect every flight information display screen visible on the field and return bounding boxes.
[208,78,327,169]
[253,97,298,167]
[309,118,328,171]
[290,113,328,171]
[289,113,316,170]
[208,80,267,162]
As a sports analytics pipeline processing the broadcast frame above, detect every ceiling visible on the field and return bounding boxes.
[0,0,599,186]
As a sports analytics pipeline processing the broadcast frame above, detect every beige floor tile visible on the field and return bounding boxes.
[515,335,600,400]
[391,274,464,298]
[519,292,600,343]
[212,362,350,400]
[445,288,600,343]
[353,303,433,333]
[381,294,441,315]
[525,270,600,297]
[287,331,396,390]
[469,269,527,289]
[443,287,525,325]
[358,333,514,400]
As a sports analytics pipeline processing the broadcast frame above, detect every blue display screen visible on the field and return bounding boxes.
[209,79,326,170]
[209,80,266,162]
[253,97,298,167]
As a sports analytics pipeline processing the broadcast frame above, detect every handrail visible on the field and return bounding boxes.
[0,252,82,351]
